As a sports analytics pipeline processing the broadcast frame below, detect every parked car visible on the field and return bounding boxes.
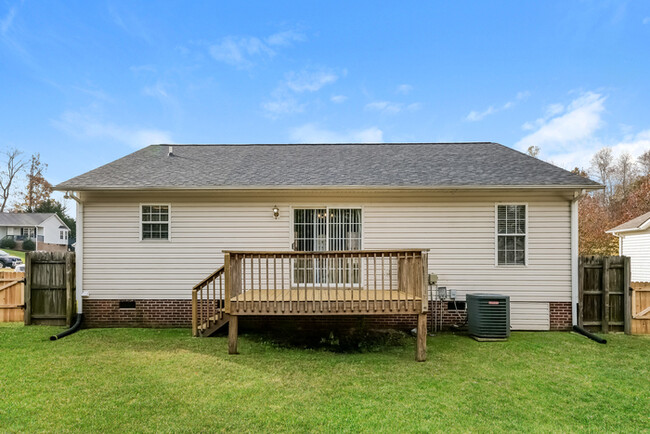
[0,250,23,269]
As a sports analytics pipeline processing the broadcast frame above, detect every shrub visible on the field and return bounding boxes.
[0,237,16,249]
[22,239,36,251]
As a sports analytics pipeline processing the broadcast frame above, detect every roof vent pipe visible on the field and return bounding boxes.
[168,146,173,156]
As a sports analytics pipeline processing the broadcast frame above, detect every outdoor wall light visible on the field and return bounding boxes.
[272,205,280,219]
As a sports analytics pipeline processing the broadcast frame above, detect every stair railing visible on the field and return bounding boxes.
[192,265,225,336]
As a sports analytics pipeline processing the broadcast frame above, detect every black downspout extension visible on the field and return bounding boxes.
[50,314,84,341]
[572,325,607,344]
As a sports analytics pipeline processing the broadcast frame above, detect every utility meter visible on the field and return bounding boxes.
[428,273,438,285]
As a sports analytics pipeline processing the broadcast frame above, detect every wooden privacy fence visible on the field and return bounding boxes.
[24,251,76,326]
[631,281,650,335]
[578,256,631,334]
[0,270,25,322]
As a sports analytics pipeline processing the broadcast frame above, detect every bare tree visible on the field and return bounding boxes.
[0,149,27,212]
[590,147,614,204]
[526,145,540,158]
[639,149,650,177]
[613,152,638,198]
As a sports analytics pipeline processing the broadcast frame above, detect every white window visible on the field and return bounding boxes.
[21,227,36,238]
[60,231,64,240]
[293,208,362,284]
[496,204,527,266]
[141,205,170,240]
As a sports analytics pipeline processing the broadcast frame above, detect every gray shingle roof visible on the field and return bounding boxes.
[55,143,602,190]
[0,213,57,226]
[607,211,650,233]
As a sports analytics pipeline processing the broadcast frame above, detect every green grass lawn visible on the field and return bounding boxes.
[0,324,648,432]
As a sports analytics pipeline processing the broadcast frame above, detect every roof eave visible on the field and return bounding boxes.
[55,184,604,192]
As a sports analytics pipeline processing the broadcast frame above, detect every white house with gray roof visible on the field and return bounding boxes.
[0,212,70,249]
[607,211,650,282]
[56,143,602,332]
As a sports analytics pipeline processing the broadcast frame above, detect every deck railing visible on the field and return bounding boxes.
[191,265,225,337]
[227,250,428,315]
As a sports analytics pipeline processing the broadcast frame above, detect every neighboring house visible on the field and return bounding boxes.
[607,211,650,282]
[0,212,71,252]
[55,143,601,332]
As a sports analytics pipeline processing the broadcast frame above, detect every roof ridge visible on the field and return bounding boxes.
[150,142,498,147]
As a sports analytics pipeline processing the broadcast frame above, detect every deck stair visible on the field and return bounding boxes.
[192,265,228,337]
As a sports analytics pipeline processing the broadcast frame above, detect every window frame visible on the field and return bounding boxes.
[289,206,365,252]
[494,203,528,267]
[289,206,364,287]
[139,203,172,242]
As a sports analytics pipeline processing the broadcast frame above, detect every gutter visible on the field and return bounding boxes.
[64,191,84,315]
[54,184,604,192]
[571,189,587,326]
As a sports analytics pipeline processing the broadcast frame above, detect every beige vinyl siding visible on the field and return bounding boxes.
[80,190,572,309]
[510,302,550,330]
[621,229,650,282]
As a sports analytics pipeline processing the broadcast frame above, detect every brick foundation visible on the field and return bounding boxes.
[549,302,572,331]
[82,299,469,330]
[83,299,571,331]
[84,299,192,328]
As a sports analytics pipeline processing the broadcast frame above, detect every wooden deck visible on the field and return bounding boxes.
[231,288,422,315]
[192,249,429,361]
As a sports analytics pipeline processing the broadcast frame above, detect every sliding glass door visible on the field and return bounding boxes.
[293,208,362,285]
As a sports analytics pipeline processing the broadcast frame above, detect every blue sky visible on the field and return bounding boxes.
[1,0,650,208]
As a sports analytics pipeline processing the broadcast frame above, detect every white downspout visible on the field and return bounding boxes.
[571,189,586,326]
[66,191,84,314]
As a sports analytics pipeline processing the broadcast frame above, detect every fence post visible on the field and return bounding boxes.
[601,256,610,334]
[65,253,74,327]
[578,256,584,328]
[623,256,631,335]
[23,253,31,325]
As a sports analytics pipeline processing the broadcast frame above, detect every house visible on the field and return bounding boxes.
[55,143,601,357]
[607,211,650,282]
[0,212,71,252]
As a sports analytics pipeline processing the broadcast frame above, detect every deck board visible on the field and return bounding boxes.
[230,288,422,315]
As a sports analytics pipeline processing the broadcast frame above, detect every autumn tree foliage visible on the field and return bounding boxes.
[578,148,650,255]
[16,153,53,212]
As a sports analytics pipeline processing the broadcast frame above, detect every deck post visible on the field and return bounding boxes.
[228,315,239,354]
[416,313,427,362]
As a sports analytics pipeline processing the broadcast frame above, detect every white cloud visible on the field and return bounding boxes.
[515,91,650,170]
[142,81,169,99]
[331,95,347,103]
[290,123,383,143]
[285,69,339,92]
[0,5,16,35]
[209,36,273,68]
[466,106,497,122]
[209,29,304,68]
[261,97,305,117]
[465,91,530,122]
[262,67,342,117]
[52,109,173,148]
[516,91,606,153]
[265,30,305,46]
[365,100,421,115]
[396,84,413,95]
